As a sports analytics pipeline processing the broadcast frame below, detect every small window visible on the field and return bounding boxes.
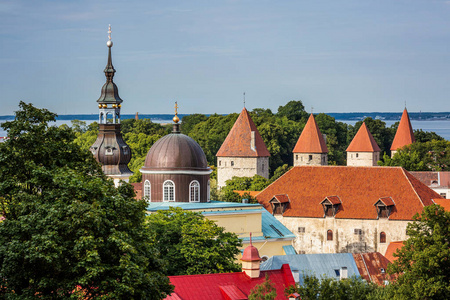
[327,230,333,241]
[334,269,340,277]
[163,180,175,202]
[262,164,264,171]
[296,155,298,160]
[298,250,306,254]
[144,180,151,201]
[440,193,446,198]
[354,229,363,235]
[356,153,359,158]
[261,255,269,262]
[189,180,200,202]
[105,147,113,156]
[219,160,221,166]
[380,232,386,243]
[231,161,234,166]
[380,268,385,274]
[308,155,313,161]
[298,227,305,233]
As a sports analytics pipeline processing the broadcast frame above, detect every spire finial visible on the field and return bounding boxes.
[250,232,252,245]
[243,92,246,108]
[173,101,180,124]
[404,100,407,109]
[311,106,314,114]
[107,24,113,48]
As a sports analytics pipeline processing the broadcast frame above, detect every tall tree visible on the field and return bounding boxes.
[388,205,450,299]
[276,100,308,122]
[0,102,172,299]
[147,207,242,276]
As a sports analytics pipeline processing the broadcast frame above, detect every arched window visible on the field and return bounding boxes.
[163,180,175,202]
[144,180,151,201]
[189,180,200,202]
[327,229,333,241]
[380,232,386,244]
[207,180,211,202]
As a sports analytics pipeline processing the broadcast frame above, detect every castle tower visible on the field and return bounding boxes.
[90,26,132,186]
[216,108,270,189]
[293,113,328,166]
[346,122,381,166]
[391,108,415,157]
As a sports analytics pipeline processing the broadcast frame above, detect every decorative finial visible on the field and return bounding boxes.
[404,100,406,109]
[243,92,246,108]
[173,101,180,123]
[107,24,113,48]
[311,106,314,114]
[250,232,252,245]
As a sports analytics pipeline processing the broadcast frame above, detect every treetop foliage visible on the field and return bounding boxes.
[0,102,172,299]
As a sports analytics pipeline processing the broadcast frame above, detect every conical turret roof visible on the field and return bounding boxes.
[391,109,415,151]
[293,114,328,153]
[216,108,270,157]
[347,122,381,152]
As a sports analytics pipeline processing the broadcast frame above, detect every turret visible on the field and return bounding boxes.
[391,108,415,157]
[346,122,381,166]
[293,113,328,166]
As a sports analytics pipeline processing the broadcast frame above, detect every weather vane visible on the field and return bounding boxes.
[108,24,112,41]
[243,92,246,108]
[311,106,314,114]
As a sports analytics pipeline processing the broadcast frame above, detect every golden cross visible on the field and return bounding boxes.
[174,101,178,115]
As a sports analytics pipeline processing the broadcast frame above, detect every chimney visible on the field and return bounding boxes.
[340,267,348,280]
[240,233,261,278]
[289,293,301,300]
[251,131,256,151]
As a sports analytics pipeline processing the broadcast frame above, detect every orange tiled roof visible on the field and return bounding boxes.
[353,252,397,285]
[216,108,270,157]
[346,122,381,152]
[384,241,405,262]
[256,166,441,220]
[433,198,450,211]
[322,196,341,205]
[272,194,290,203]
[377,197,395,206]
[234,190,261,198]
[391,109,415,151]
[293,114,328,153]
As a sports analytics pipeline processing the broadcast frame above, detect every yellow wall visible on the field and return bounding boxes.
[206,212,263,238]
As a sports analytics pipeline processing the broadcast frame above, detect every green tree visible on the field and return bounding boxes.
[248,274,277,300]
[276,100,308,122]
[315,113,348,165]
[181,113,208,136]
[220,175,270,203]
[0,102,172,299]
[146,207,242,276]
[387,205,450,299]
[414,129,444,143]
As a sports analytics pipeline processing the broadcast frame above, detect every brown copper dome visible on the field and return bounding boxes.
[142,132,209,171]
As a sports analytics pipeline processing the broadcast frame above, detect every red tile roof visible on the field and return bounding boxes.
[165,264,295,300]
[321,196,341,205]
[272,194,290,203]
[352,252,397,285]
[410,171,450,188]
[433,198,450,211]
[377,197,395,206]
[293,114,328,153]
[384,241,405,262]
[391,109,415,151]
[216,108,270,157]
[346,122,381,152]
[256,166,442,220]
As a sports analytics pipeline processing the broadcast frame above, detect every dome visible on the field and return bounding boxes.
[142,131,209,171]
[241,244,261,262]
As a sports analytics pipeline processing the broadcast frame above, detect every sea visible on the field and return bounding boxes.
[0,114,450,140]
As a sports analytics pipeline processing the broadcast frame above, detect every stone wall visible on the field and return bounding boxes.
[347,151,380,167]
[293,153,328,166]
[217,156,269,188]
[276,215,409,254]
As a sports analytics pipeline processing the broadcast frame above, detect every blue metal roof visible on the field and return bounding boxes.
[146,200,261,212]
[261,253,361,284]
[283,245,297,255]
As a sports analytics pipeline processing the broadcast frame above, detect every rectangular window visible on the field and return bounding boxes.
[231,161,234,166]
[354,229,363,235]
[440,193,446,198]
[298,227,305,233]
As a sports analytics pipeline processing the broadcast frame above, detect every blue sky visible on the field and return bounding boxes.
[1,0,450,115]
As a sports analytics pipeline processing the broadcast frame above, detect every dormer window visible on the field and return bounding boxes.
[269,194,290,215]
[320,196,342,217]
[374,197,395,219]
[105,147,113,156]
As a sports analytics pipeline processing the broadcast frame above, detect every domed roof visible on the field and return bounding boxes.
[142,127,209,172]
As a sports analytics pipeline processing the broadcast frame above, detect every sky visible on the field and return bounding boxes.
[1,0,450,115]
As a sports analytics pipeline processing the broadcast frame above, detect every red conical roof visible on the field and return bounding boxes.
[391,109,415,151]
[216,108,270,157]
[346,122,381,152]
[293,114,328,153]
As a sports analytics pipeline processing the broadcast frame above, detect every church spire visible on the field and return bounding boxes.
[104,24,115,83]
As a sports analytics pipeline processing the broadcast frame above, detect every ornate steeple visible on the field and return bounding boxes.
[90,26,132,186]
[172,101,181,133]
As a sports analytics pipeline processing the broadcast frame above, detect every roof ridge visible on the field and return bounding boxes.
[401,168,425,207]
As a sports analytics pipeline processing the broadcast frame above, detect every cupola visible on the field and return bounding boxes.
[240,233,262,278]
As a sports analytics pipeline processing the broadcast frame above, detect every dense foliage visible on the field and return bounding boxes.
[146,207,242,276]
[387,205,450,299]
[248,274,277,300]
[0,102,172,299]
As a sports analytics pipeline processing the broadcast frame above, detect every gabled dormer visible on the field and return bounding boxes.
[320,196,342,217]
[374,197,395,219]
[269,194,290,215]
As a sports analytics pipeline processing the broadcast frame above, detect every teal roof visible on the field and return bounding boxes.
[146,201,295,243]
[261,253,361,285]
[146,200,261,212]
[283,245,297,255]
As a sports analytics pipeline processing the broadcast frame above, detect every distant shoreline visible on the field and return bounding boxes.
[0,112,449,122]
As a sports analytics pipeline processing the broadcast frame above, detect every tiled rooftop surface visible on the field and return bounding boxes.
[346,122,381,152]
[391,109,415,151]
[293,114,328,153]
